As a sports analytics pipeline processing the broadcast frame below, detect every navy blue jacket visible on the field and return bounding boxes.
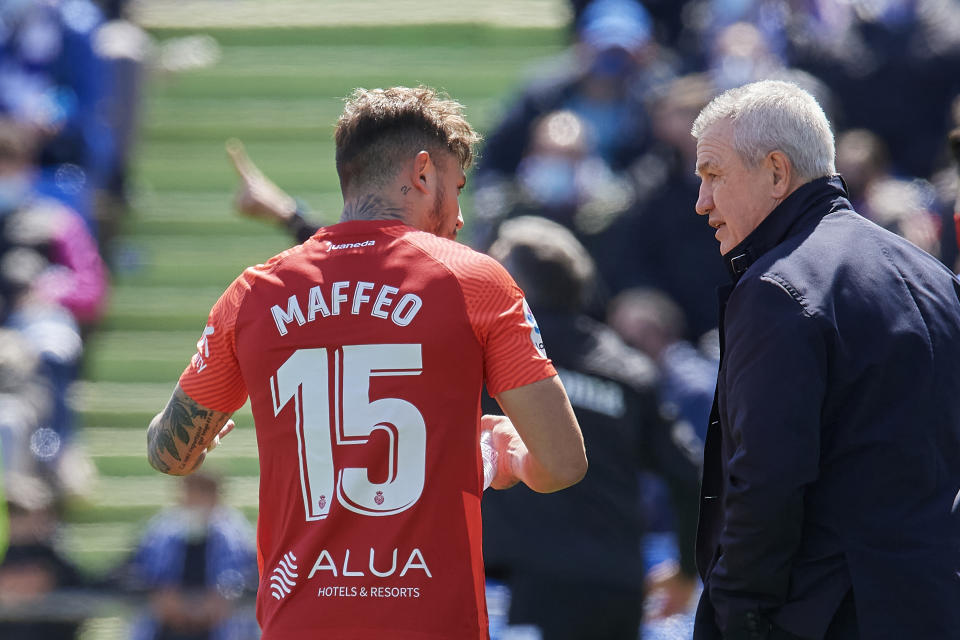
[694,176,960,640]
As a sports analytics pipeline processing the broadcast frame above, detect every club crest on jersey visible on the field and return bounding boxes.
[270,551,300,600]
[522,298,546,357]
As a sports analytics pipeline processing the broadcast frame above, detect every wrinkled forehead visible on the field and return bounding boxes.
[695,120,740,171]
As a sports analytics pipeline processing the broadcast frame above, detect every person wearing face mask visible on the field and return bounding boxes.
[472,0,676,246]
[120,472,259,640]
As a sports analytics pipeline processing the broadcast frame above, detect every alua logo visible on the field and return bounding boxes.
[270,551,300,601]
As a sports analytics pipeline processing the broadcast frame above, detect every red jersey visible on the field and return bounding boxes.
[178,220,555,639]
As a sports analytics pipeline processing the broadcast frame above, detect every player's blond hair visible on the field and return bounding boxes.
[334,86,481,193]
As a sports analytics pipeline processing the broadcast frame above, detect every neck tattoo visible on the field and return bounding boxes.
[341,194,405,222]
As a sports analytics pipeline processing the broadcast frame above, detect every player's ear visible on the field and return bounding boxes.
[410,150,433,195]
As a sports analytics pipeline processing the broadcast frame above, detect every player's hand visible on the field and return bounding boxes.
[206,419,235,452]
[481,414,528,490]
[226,138,298,224]
[188,419,235,472]
[643,559,698,620]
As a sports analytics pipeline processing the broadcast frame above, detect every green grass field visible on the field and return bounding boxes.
[71,21,567,638]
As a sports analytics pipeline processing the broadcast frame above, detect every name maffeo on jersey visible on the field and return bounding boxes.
[270,281,423,336]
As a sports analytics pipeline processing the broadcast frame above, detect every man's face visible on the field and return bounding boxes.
[695,120,778,255]
[428,154,466,241]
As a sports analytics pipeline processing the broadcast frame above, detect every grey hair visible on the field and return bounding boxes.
[691,80,836,181]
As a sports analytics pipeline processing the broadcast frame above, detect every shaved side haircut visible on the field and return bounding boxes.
[334,86,481,193]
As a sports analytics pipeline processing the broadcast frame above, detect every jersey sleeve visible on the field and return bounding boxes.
[457,254,556,396]
[178,273,252,412]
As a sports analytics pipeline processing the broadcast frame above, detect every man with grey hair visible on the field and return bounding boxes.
[690,80,960,640]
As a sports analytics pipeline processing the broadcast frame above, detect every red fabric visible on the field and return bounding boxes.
[179,221,554,639]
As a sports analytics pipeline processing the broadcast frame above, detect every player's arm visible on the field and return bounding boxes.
[489,375,587,493]
[147,384,235,476]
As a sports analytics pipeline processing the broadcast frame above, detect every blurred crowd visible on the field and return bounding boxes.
[0,1,261,638]
[0,0,959,637]
[0,0,155,497]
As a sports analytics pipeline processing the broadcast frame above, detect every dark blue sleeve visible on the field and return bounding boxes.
[709,275,827,636]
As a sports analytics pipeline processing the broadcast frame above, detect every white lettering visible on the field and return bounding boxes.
[372,285,398,319]
[198,325,215,357]
[342,549,363,577]
[391,293,423,327]
[352,281,374,315]
[308,548,429,579]
[271,295,306,336]
[330,281,349,315]
[308,285,331,321]
[270,282,422,334]
[399,548,432,578]
[368,547,398,578]
[328,240,376,251]
[308,550,338,578]
[556,368,625,419]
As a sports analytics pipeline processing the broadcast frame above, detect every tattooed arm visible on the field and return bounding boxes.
[147,385,235,475]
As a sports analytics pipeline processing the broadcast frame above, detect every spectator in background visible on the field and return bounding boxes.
[0,474,87,640]
[0,0,115,233]
[90,0,152,247]
[0,119,106,495]
[836,128,947,263]
[0,328,51,480]
[707,21,834,115]
[121,471,258,640]
[833,128,891,212]
[568,0,689,54]
[784,0,960,179]
[590,72,724,340]
[472,109,636,255]
[607,287,715,453]
[473,0,676,246]
[482,216,700,640]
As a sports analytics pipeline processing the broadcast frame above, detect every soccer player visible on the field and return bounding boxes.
[146,86,587,640]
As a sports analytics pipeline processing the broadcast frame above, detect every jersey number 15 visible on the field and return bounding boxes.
[270,344,427,521]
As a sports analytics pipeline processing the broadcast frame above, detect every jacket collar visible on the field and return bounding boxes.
[723,175,852,282]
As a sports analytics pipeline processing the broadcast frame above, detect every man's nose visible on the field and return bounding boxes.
[695,183,712,216]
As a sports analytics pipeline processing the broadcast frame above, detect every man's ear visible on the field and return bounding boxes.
[768,150,793,198]
[410,150,433,195]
